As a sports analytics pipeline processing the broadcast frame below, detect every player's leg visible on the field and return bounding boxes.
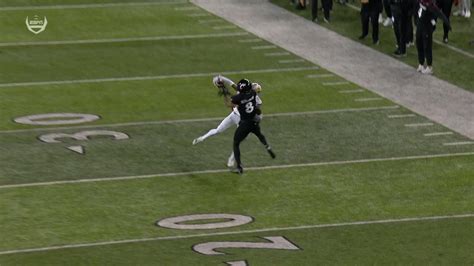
[232,121,252,174]
[227,151,235,168]
[251,123,276,159]
[193,112,236,145]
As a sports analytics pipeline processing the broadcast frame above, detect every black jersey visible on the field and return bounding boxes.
[231,91,258,121]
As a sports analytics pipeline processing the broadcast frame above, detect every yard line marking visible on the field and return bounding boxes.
[346,3,474,59]
[212,25,237,30]
[4,150,474,190]
[265,52,290,56]
[0,1,187,11]
[174,6,199,11]
[405,123,434,127]
[279,59,305,64]
[187,13,210,17]
[0,213,473,255]
[339,89,364,93]
[251,45,277,50]
[443,141,474,146]
[0,32,249,47]
[424,132,453,137]
[323,81,350,86]
[306,74,334,78]
[354,98,384,102]
[0,105,399,134]
[198,19,222,23]
[388,114,417,118]
[239,39,263,43]
[0,66,318,88]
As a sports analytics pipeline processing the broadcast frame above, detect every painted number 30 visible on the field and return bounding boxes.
[14,113,129,154]
[157,214,301,265]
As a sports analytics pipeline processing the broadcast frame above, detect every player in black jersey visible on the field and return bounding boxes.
[228,79,275,174]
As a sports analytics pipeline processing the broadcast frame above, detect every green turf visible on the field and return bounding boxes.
[0,0,473,264]
[270,0,474,92]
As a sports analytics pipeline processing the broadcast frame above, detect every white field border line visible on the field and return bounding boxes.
[405,123,434,127]
[174,6,199,11]
[0,32,249,48]
[354,98,384,102]
[198,19,222,23]
[424,132,453,137]
[0,1,188,11]
[346,3,474,59]
[443,141,474,146]
[279,59,305,64]
[323,81,350,86]
[187,13,210,17]
[0,105,400,134]
[1,213,473,255]
[1,151,473,190]
[0,66,318,88]
[339,89,364,93]
[388,114,417,118]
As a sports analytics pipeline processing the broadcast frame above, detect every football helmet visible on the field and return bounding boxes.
[237,79,252,93]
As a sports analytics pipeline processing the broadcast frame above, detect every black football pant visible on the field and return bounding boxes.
[233,120,269,168]
[391,7,408,53]
[416,26,433,65]
[312,0,332,20]
[360,5,379,42]
[437,0,452,39]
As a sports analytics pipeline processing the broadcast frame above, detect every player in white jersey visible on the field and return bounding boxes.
[192,75,262,167]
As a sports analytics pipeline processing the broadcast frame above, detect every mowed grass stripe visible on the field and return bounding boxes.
[0,67,319,88]
[0,213,472,255]
[0,1,188,11]
[0,105,399,134]
[0,32,249,47]
[1,151,473,189]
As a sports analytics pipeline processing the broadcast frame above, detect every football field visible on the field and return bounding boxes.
[1,1,474,265]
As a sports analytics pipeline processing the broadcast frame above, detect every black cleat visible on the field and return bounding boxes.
[266,147,276,159]
[232,166,243,175]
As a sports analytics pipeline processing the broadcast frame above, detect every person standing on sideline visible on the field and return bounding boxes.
[436,0,454,42]
[416,0,451,74]
[312,0,333,22]
[391,0,412,56]
[229,79,275,174]
[359,0,383,44]
[383,0,394,25]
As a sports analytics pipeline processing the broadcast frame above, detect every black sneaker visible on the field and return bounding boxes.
[393,50,406,57]
[358,35,367,40]
[232,166,243,175]
[266,146,276,159]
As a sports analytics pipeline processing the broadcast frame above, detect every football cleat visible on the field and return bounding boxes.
[422,66,433,75]
[266,146,276,159]
[231,166,243,175]
[416,65,424,72]
[192,136,204,145]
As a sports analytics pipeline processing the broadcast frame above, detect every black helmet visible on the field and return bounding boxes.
[237,79,252,93]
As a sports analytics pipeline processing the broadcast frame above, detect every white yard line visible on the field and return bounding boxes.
[0,105,399,134]
[388,114,417,118]
[0,32,249,47]
[424,132,453,137]
[306,74,334,78]
[0,213,473,255]
[443,141,474,146]
[339,89,364,93]
[405,123,434,127]
[278,59,305,64]
[265,52,290,56]
[251,45,277,50]
[323,81,350,86]
[3,150,474,190]
[354,98,384,102]
[239,38,262,43]
[0,1,187,11]
[0,66,318,88]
